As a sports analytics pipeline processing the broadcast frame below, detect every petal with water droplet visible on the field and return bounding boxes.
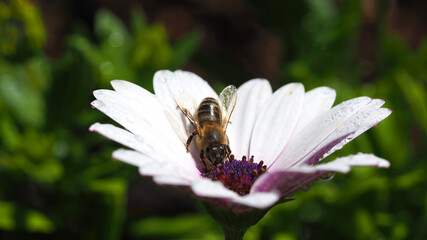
[252,153,389,195]
[293,86,336,134]
[270,96,372,171]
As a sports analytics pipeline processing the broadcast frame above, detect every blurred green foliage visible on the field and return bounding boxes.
[0,1,201,238]
[68,9,201,89]
[0,0,426,239]
[0,0,46,60]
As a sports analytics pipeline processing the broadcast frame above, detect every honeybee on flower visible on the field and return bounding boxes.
[90,70,391,212]
[174,85,237,172]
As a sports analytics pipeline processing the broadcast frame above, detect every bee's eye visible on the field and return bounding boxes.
[206,147,211,153]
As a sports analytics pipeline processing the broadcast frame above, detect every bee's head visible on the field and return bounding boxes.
[205,145,229,166]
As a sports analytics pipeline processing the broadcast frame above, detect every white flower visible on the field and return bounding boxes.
[90,70,391,212]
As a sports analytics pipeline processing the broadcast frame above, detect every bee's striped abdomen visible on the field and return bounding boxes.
[197,97,222,127]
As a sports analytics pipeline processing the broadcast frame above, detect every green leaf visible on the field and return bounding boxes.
[25,210,54,233]
[131,8,148,33]
[89,178,127,240]
[95,9,129,41]
[0,61,45,126]
[394,169,425,189]
[0,201,15,230]
[29,160,63,183]
[392,222,408,240]
[0,201,54,233]
[0,0,46,59]
[0,115,20,150]
[354,208,377,239]
[395,70,427,134]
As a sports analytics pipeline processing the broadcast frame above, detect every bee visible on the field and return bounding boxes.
[175,85,237,171]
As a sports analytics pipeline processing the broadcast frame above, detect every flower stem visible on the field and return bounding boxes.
[221,225,247,240]
[202,201,270,240]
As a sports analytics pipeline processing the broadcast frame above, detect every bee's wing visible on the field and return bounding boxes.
[174,90,200,132]
[219,85,237,132]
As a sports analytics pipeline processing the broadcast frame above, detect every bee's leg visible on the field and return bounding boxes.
[185,131,198,152]
[199,149,209,173]
[200,149,206,168]
[226,145,231,157]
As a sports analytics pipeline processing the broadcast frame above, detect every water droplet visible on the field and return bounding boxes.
[362,112,370,118]
[320,172,336,181]
[135,135,144,142]
[92,100,105,108]
[301,184,311,192]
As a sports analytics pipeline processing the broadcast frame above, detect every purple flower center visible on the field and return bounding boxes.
[202,155,267,196]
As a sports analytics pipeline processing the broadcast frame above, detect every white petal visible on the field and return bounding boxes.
[227,79,273,158]
[90,123,199,177]
[191,178,238,199]
[294,87,336,134]
[252,153,389,195]
[89,123,151,154]
[231,192,280,209]
[91,90,186,159]
[92,90,176,149]
[108,74,188,145]
[291,152,390,172]
[153,176,192,186]
[110,80,159,107]
[270,96,372,170]
[152,70,218,138]
[334,152,390,168]
[320,101,391,160]
[249,83,305,166]
[92,84,200,174]
[191,178,279,209]
[153,70,218,108]
[163,109,189,145]
[295,99,391,166]
[113,149,198,180]
[112,149,151,167]
[110,79,191,141]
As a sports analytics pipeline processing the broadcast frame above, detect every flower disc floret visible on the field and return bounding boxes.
[203,155,267,196]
